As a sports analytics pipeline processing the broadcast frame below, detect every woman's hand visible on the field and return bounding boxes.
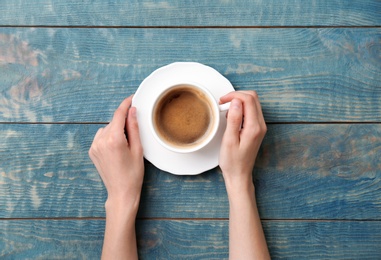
[219,90,270,260]
[89,95,144,209]
[219,90,267,192]
[89,95,144,260]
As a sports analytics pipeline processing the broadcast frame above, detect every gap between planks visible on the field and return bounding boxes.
[0,25,380,29]
[1,122,380,125]
[0,218,380,222]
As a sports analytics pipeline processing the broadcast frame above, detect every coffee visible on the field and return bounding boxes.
[153,85,214,147]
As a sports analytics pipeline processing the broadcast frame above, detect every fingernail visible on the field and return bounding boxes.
[231,99,241,109]
[130,107,137,117]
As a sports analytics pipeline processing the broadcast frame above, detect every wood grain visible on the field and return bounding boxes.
[1,219,380,259]
[1,1,379,259]
[1,124,380,219]
[0,219,103,259]
[0,28,380,123]
[0,0,380,26]
[263,220,381,259]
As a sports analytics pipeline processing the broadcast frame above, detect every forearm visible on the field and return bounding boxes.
[101,199,140,260]
[227,182,270,260]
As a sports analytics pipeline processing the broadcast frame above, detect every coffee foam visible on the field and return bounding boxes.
[153,85,214,148]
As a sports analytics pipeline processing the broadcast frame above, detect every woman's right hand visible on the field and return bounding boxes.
[219,91,267,193]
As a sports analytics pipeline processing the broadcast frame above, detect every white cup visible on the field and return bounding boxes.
[149,82,229,153]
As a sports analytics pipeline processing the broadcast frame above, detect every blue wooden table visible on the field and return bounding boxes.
[1,1,380,259]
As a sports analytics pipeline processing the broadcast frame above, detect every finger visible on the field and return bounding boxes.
[220,90,258,104]
[223,99,243,146]
[126,106,143,154]
[124,117,129,146]
[220,90,256,103]
[220,91,257,128]
[110,96,133,131]
[241,91,266,130]
[221,91,265,143]
[219,91,235,104]
[253,93,266,127]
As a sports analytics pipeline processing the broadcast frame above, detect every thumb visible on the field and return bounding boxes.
[126,107,143,154]
[223,99,243,145]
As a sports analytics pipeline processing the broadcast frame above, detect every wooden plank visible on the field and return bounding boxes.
[1,123,380,219]
[0,219,103,259]
[0,124,106,218]
[1,219,381,259]
[0,0,380,26]
[0,28,380,123]
[263,220,381,259]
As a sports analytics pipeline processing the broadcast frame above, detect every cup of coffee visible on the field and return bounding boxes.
[150,82,229,153]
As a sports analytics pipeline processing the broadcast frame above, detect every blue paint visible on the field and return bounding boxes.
[0,28,380,122]
[1,1,380,258]
[0,0,380,26]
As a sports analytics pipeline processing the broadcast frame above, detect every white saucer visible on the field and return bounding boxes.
[132,62,234,175]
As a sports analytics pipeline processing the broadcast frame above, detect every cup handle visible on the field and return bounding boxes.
[219,102,231,112]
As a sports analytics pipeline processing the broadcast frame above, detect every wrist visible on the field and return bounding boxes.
[105,194,141,220]
[223,170,254,192]
[224,177,255,202]
[102,196,139,260]
[227,184,255,200]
